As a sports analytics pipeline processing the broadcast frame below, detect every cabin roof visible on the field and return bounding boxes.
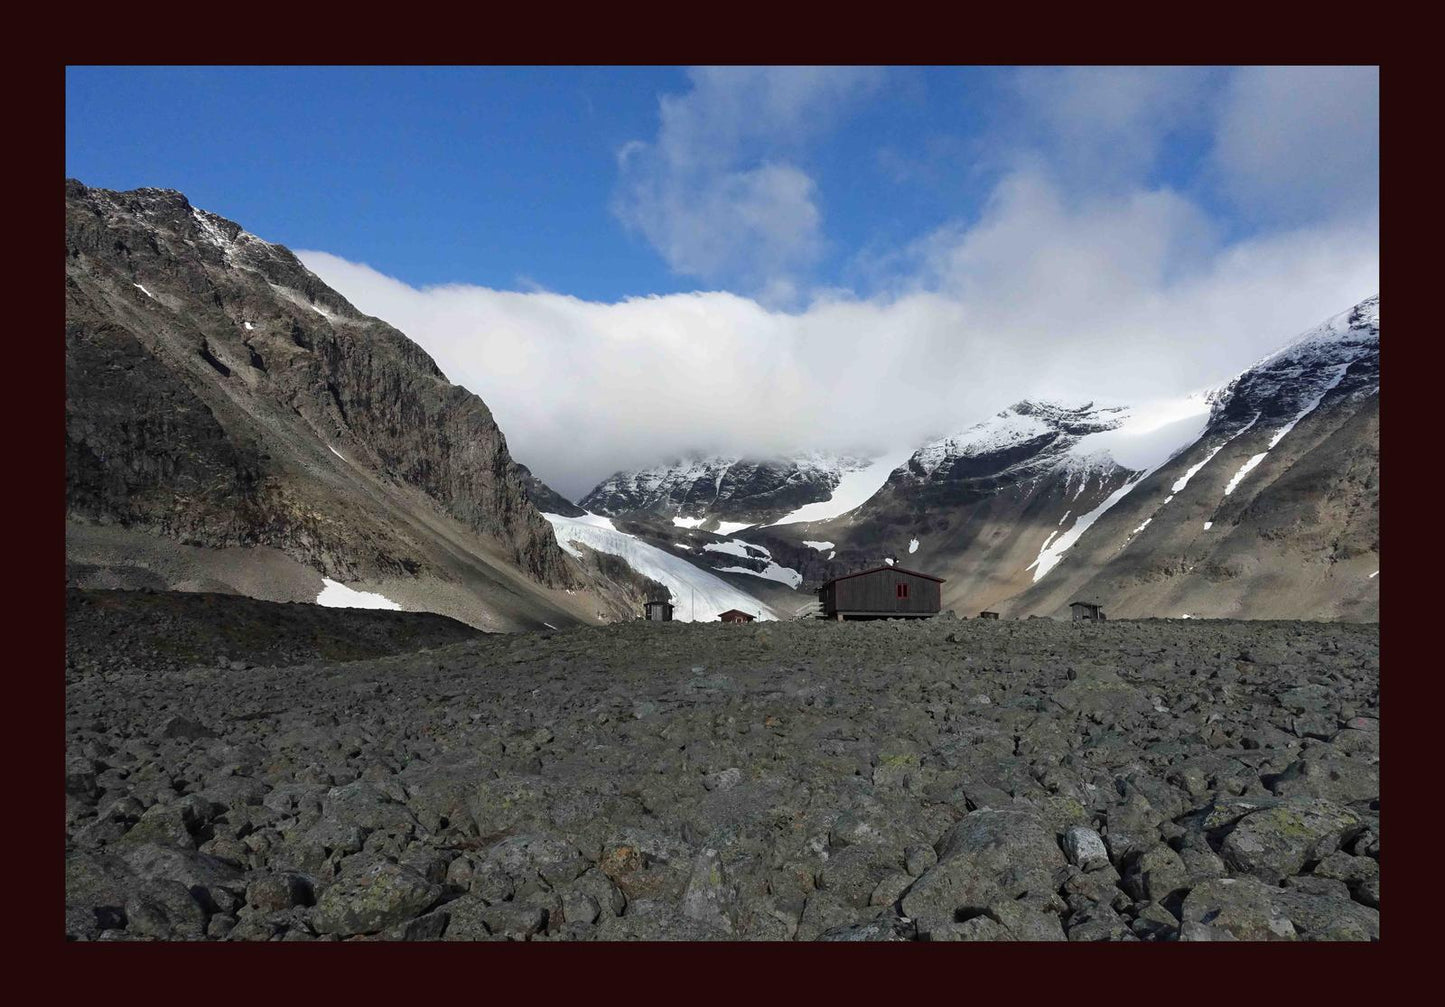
[644,599,673,608]
[819,565,946,588]
[717,609,755,619]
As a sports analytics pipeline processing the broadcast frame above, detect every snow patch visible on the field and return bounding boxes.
[1204,521,1213,530]
[908,538,919,554]
[1028,474,1147,582]
[770,447,917,526]
[1066,394,1212,473]
[1369,570,1378,579]
[1130,517,1152,536]
[133,283,153,298]
[1058,510,1071,526]
[542,513,775,622]
[328,445,345,460]
[317,578,401,610]
[1220,364,1350,499]
[1223,453,1268,496]
[803,541,835,552]
[713,520,755,536]
[704,539,767,560]
[671,515,706,529]
[243,321,255,331]
[715,563,802,589]
[1266,363,1351,449]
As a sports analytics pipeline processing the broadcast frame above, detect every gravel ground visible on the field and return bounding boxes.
[65,595,1379,941]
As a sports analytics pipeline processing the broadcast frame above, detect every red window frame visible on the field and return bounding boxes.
[896,582,910,599]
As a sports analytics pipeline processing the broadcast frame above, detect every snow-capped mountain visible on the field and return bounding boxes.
[896,396,1213,499]
[752,295,1378,621]
[579,451,877,527]
[1003,295,1379,620]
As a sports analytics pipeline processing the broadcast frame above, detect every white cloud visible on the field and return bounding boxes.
[1008,66,1215,188]
[302,182,1375,502]
[1212,66,1379,222]
[293,67,1377,504]
[612,66,883,301]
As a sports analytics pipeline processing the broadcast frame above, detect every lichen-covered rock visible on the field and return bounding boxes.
[900,809,1065,936]
[310,860,441,936]
[1220,799,1361,883]
[1179,879,1298,941]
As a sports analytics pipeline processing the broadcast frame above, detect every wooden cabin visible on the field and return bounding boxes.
[978,611,1000,620]
[1070,601,1105,623]
[717,609,755,624]
[643,599,675,622]
[817,565,944,621]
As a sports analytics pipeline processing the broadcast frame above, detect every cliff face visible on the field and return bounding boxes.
[65,180,579,617]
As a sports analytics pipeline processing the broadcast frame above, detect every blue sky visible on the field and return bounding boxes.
[66,67,1379,496]
[66,66,1278,301]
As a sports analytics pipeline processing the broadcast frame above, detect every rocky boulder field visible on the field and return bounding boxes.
[65,592,1380,941]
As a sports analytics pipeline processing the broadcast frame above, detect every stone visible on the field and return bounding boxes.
[680,848,733,932]
[900,809,1065,936]
[1131,901,1180,941]
[1121,844,1190,905]
[1063,826,1110,872]
[124,879,209,940]
[1269,757,1378,805]
[1179,878,1297,941]
[311,860,441,936]
[816,915,916,941]
[246,873,314,913]
[1220,799,1361,883]
[903,843,937,877]
[161,716,217,741]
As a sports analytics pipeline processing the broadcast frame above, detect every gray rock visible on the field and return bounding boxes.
[1121,844,1190,904]
[680,848,733,932]
[901,809,1065,936]
[124,879,208,939]
[816,914,916,941]
[1063,826,1110,872]
[1220,799,1361,883]
[311,860,441,936]
[246,873,314,913]
[1180,878,1297,941]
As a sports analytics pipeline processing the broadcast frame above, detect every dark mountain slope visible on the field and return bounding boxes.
[65,180,637,630]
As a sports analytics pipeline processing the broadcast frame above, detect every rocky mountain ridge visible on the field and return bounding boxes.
[588,297,1378,622]
[580,452,874,527]
[65,180,639,630]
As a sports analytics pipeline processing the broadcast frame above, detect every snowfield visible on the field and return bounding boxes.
[316,578,401,610]
[542,513,777,622]
[769,447,917,526]
[1018,393,1214,583]
[704,539,803,589]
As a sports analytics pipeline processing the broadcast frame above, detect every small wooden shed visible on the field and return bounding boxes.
[643,599,674,622]
[817,565,944,621]
[1070,601,1105,623]
[978,611,1000,620]
[717,609,755,624]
